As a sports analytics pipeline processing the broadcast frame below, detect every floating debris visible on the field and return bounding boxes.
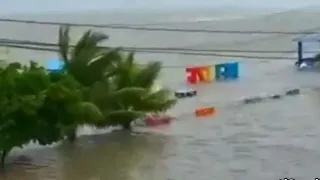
[285,89,300,96]
[243,97,264,104]
[175,89,197,98]
[269,94,281,99]
[194,107,216,117]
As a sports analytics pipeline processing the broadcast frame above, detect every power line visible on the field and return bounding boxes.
[0,38,305,54]
[0,43,296,59]
[0,18,319,35]
[0,39,299,60]
[0,41,298,65]
[0,43,298,68]
[0,38,303,69]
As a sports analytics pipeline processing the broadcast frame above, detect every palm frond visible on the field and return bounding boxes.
[89,47,122,67]
[111,57,136,89]
[85,80,113,107]
[125,52,135,68]
[100,110,144,127]
[58,26,117,87]
[58,26,70,64]
[143,88,175,100]
[135,96,177,112]
[132,61,162,89]
[86,47,123,82]
[70,30,93,62]
[70,30,109,64]
[91,32,109,43]
[73,102,103,125]
[104,87,146,108]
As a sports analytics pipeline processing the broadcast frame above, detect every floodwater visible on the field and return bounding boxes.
[2,80,320,180]
[3,8,320,180]
[2,59,320,180]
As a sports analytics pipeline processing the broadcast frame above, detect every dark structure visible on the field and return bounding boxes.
[285,89,300,96]
[292,33,320,66]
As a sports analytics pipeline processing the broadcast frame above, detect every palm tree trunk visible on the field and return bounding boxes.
[65,126,77,142]
[122,122,132,130]
[0,150,8,170]
[66,130,76,142]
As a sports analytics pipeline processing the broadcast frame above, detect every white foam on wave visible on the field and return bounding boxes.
[164,15,247,23]
[157,11,281,24]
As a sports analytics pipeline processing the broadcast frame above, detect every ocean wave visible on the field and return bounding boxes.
[164,15,248,23]
[157,11,280,24]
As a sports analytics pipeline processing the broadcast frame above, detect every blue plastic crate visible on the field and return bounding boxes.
[214,63,226,79]
[214,62,238,80]
[47,57,64,71]
[225,62,238,78]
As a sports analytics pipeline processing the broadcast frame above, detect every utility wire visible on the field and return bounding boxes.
[0,18,319,35]
[0,38,299,60]
[0,38,304,68]
[0,38,306,54]
[0,44,297,68]
[0,43,298,68]
[0,43,296,60]
[0,40,299,68]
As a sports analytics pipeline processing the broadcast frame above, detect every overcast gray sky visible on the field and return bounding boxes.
[1,0,320,13]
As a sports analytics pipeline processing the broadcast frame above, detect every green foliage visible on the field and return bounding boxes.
[314,53,320,62]
[57,26,176,130]
[58,25,122,87]
[57,25,119,140]
[0,62,48,168]
[88,52,177,129]
[0,26,177,169]
[111,53,176,112]
[0,61,103,168]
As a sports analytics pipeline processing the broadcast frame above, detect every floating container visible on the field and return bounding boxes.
[175,88,197,98]
[185,65,212,84]
[185,62,239,84]
[194,107,216,117]
[46,57,64,71]
[144,115,174,127]
[215,62,239,80]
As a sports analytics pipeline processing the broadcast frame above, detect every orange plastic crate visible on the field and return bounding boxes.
[194,107,216,117]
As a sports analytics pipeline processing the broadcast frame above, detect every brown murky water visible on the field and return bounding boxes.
[3,8,320,180]
[2,63,320,180]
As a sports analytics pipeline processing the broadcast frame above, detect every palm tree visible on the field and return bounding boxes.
[57,26,124,140]
[89,52,177,130]
[58,25,122,87]
[57,26,176,131]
